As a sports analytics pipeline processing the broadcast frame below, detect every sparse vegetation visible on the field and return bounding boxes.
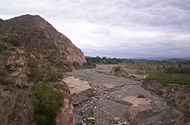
[135,70,147,75]
[28,59,44,80]
[82,61,96,68]
[166,67,190,74]
[46,70,64,81]
[144,65,190,87]
[72,61,80,69]
[0,42,8,53]
[114,66,122,72]
[86,56,131,64]
[0,67,13,85]
[146,72,190,87]
[28,59,65,82]
[4,36,22,47]
[53,61,72,72]
[32,82,64,125]
[112,66,129,77]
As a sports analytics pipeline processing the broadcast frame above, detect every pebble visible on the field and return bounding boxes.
[122,122,128,125]
[170,119,175,123]
[86,117,96,123]
[113,117,120,123]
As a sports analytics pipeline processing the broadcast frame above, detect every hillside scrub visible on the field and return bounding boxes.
[135,70,147,75]
[4,36,22,47]
[146,72,190,87]
[114,66,122,72]
[82,61,96,68]
[32,82,64,125]
[0,42,8,53]
[166,67,190,74]
[0,66,13,85]
[112,66,129,78]
[28,58,64,82]
[28,59,44,81]
[72,61,80,69]
[46,70,64,81]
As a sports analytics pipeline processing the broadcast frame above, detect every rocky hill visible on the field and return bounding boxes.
[0,14,86,125]
[0,14,86,64]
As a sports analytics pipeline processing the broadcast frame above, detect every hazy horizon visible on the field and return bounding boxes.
[1,0,190,58]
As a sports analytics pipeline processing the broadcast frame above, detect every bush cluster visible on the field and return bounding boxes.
[0,42,8,53]
[166,67,190,74]
[46,70,63,81]
[32,82,64,125]
[72,62,80,69]
[28,59,64,82]
[114,66,122,72]
[28,59,44,81]
[5,36,22,47]
[82,61,96,68]
[0,67,13,85]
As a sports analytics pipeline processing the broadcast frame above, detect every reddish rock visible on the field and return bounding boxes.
[56,98,74,125]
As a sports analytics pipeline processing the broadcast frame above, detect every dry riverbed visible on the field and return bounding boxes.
[64,68,183,125]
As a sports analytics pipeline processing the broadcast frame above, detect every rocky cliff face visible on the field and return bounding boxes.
[0,14,85,125]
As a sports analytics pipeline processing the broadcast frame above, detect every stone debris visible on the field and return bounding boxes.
[65,68,183,125]
[63,76,91,94]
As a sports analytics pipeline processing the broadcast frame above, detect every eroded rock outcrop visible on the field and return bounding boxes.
[63,76,92,105]
[143,80,190,125]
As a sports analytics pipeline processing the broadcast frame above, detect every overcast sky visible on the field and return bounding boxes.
[0,0,190,58]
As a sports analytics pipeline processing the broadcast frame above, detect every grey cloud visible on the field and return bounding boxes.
[0,0,189,58]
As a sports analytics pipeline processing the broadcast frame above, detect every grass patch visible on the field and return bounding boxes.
[146,72,190,86]
[32,82,64,125]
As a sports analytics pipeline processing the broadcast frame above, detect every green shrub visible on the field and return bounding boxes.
[5,36,22,47]
[166,67,190,74]
[28,59,44,80]
[0,42,8,53]
[0,67,13,85]
[53,61,72,72]
[114,66,122,72]
[32,82,64,125]
[82,61,96,68]
[72,62,80,69]
[184,110,190,122]
[178,67,190,74]
[46,70,64,81]
[166,67,179,74]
